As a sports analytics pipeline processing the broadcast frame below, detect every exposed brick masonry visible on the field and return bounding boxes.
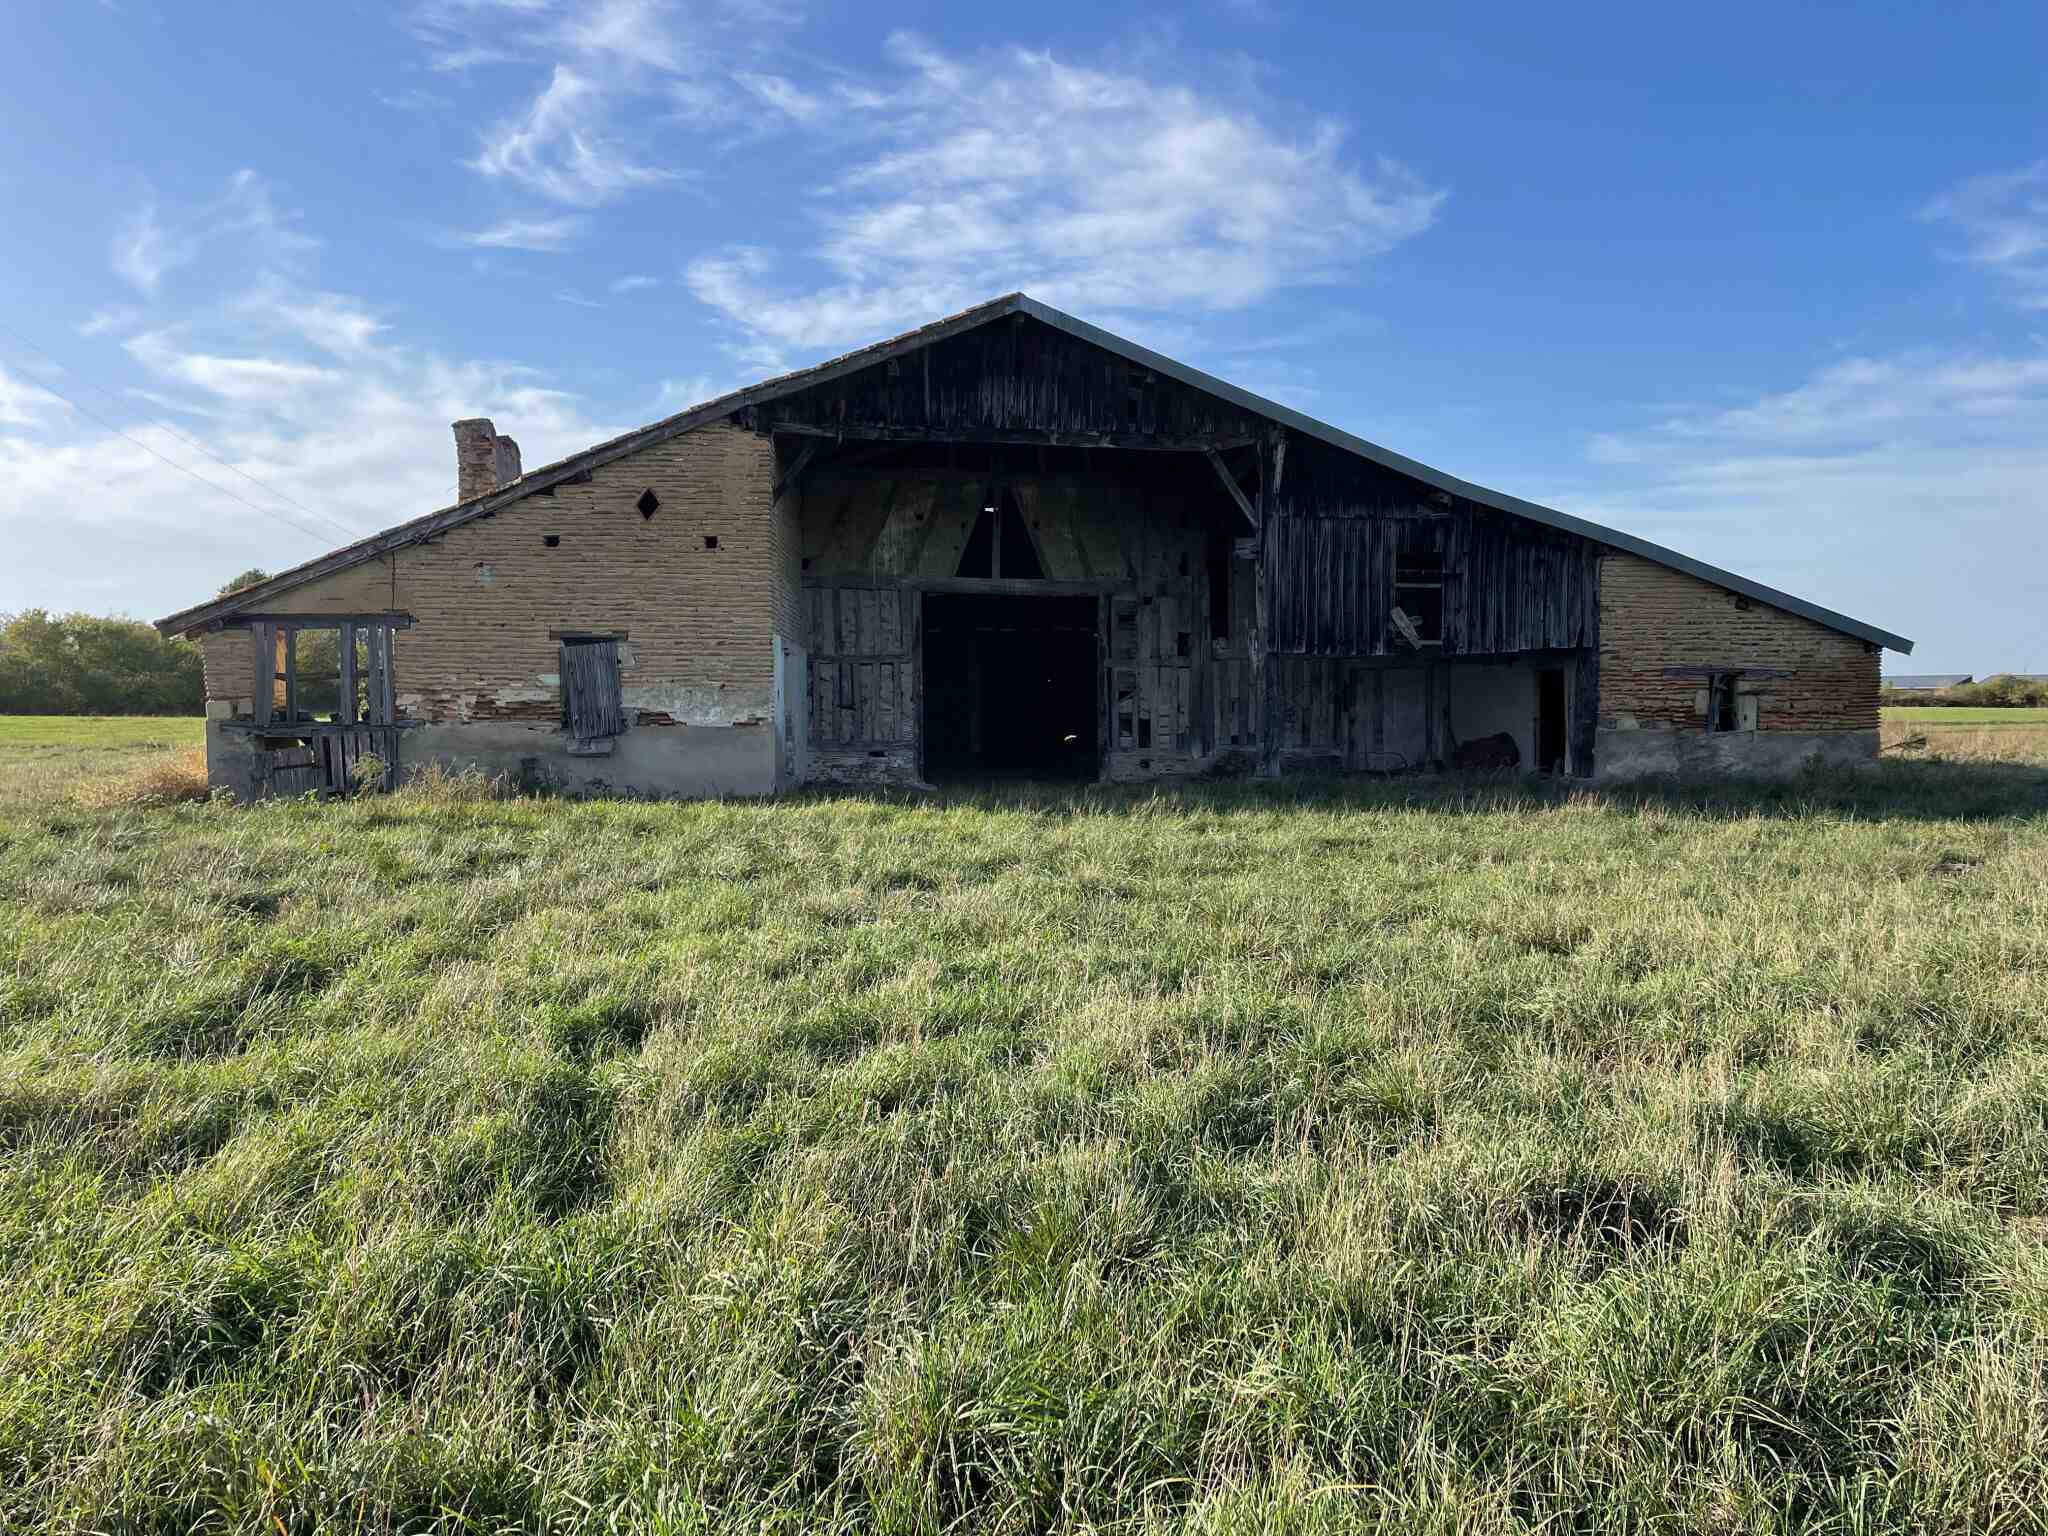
[200,424,779,723]
[1598,552,1878,732]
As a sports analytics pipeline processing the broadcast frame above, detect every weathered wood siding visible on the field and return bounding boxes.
[761,319,1604,779]
[799,460,1223,777]
[741,318,1269,446]
[1268,441,1599,658]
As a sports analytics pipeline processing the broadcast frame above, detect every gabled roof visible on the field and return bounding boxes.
[156,293,1914,652]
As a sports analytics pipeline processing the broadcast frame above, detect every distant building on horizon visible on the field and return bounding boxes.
[1885,674,1973,692]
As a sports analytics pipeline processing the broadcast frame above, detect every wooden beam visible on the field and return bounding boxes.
[282,629,298,724]
[772,419,1257,454]
[337,623,357,726]
[908,576,1130,598]
[773,438,823,502]
[251,622,274,728]
[1660,664,1793,679]
[1204,448,1260,532]
[211,612,415,632]
[1253,451,1278,777]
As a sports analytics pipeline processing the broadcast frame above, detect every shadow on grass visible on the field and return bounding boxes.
[796,758,2048,826]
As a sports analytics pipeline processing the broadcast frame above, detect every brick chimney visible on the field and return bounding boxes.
[492,433,522,487]
[452,417,522,501]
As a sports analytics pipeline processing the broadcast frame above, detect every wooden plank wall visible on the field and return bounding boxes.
[802,462,1226,775]
[806,585,917,749]
[1267,439,1599,658]
[745,316,1270,445]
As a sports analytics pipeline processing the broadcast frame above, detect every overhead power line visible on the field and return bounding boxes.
[4,362,344,548]
[0,319,363,545]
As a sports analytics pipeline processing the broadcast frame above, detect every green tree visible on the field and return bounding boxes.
[218,568,272,597]
[0,610,205,715]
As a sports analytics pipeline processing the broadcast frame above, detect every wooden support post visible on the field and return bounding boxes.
[251,622,274,727]
[337,622,357,726]
[377,627,397,725]
[281,630,297,724]
[1256,435,1281,778]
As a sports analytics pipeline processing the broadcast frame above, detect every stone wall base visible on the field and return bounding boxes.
[206,718,778,801]
[1593,727,1877,781]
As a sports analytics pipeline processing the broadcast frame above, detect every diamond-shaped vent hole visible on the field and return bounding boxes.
[637,489,660,519]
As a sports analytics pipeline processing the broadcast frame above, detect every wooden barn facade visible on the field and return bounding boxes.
[157,295,1912,798]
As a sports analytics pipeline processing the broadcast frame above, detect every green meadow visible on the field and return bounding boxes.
[3,714,2047,1533]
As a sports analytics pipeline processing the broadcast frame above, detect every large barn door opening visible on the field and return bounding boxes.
[921,593,1098,780]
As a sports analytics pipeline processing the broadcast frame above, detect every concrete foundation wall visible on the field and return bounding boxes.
[205,717,778,800]
[405,720,777,798]
[1595,726,1878,780]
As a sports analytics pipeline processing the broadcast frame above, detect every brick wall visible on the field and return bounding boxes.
[1598,552,1878,732]
[768,481,804,647]
[198,423,778,724]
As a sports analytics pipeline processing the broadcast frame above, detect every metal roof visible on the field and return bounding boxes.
[156,292,1914,652]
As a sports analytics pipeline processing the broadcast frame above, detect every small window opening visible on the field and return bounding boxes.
[543,534,560,548]
[1707,673,1741,733]
[560,636,625,747]
[703,535,719,550]
[1392,523,1444,647]
[637,489,660,519]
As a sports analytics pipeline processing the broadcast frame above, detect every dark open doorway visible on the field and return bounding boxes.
[1536,667,1567,774]
[922,593,1099,780]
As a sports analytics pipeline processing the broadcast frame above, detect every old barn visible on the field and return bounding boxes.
[156,294,1912,798]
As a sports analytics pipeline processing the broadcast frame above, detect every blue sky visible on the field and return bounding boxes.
[1,1,2042,671]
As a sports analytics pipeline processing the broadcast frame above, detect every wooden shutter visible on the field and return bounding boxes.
[561,639,625,743]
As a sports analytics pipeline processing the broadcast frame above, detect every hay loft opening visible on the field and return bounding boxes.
[922,592,1099,780]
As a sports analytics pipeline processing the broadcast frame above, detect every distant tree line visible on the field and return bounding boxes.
[0,571,272,717]
[0,611,204,715]
[1881,675,2048,708]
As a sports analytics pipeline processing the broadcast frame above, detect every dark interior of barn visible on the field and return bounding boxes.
[921,593,1099,779]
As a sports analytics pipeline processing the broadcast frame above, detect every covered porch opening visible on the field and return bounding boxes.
[921,592,1099,781]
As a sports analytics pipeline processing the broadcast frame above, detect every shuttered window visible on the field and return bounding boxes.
[560,637,625,744]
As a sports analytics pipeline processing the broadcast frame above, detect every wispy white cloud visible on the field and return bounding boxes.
[2,270,626,616]
[685,36,1444,362]
[109,172,316,296]
[609,273,661,294]
[459,214,587,251]
[1567,340,2048,667]
[1923,161,2048,310]
[555,288,605,308]
[471,65,675,205]
[78,305,144,338]
[0,364,71,431]
[733,71,822,122]
[562,0,684,72]
[111,202,181,294]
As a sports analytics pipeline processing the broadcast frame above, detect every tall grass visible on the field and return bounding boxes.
[2,724,2048,1530]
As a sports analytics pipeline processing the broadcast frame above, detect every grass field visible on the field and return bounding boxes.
[0,714,204,806]
[4,715,2048,1532]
